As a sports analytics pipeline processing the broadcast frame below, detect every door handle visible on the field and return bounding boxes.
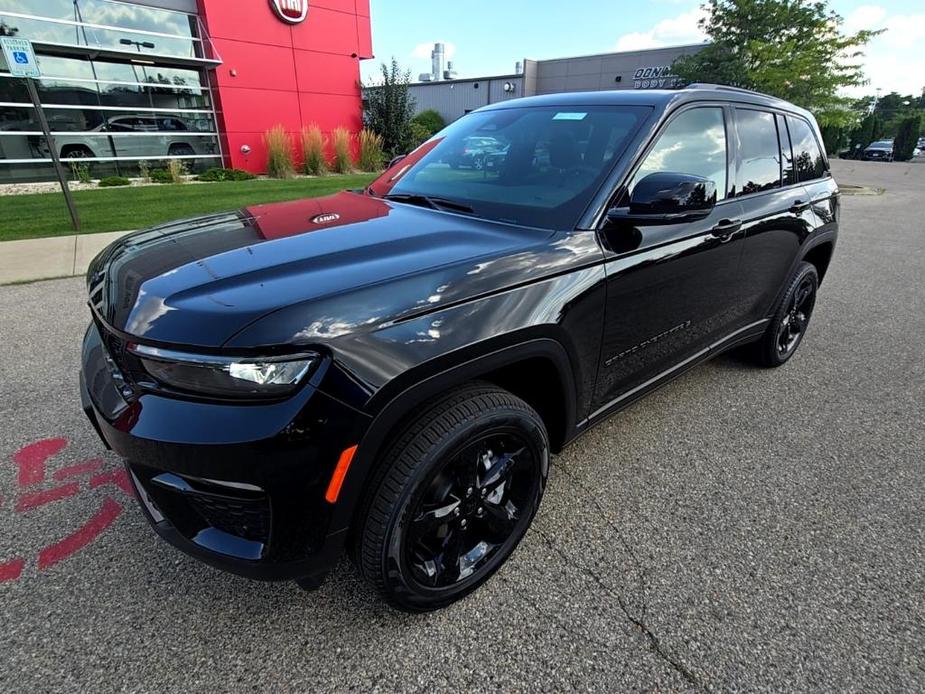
[789,199,809,213]
[711,218,742,238]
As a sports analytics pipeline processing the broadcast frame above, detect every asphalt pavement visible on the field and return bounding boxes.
[1,159,923,693]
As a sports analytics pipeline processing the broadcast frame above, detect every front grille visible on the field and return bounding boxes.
[187,493,271,543]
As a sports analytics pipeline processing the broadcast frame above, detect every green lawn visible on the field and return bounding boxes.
[0,174,378,242]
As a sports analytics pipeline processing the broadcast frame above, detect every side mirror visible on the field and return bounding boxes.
[388,154,407,169]
[607,172,717,226]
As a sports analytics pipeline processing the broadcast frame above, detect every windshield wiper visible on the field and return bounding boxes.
[383,193,475,215]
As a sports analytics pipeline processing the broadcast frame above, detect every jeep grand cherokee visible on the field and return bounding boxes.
[80,85,838,611]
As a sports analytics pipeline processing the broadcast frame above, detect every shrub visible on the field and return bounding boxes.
[98,175,130,187]
[409,121,431,149]
[412,109,445,137]
[167,158,187,183]
[301,124,327,176]
[893,115,922,161]
[138,159,151,183]
[69,160,92,184]
[264,125,295,178]
[357,129,384,172]
[331,127,353,174]
[196,167,256,182]
[149,168,174,183]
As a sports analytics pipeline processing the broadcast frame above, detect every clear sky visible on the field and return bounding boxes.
[360,0,925,97]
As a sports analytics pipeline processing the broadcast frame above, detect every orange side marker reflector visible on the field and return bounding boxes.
[325,445,358,504]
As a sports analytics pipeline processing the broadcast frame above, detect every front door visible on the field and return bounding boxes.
[592,105,750,414]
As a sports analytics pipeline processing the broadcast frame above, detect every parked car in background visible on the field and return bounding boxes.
[862,139,894,161]
[81,85,838,611]
[446,135,508,169]
[40,115,214,160]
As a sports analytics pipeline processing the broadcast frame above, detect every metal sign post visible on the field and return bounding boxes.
[2,37,80,231]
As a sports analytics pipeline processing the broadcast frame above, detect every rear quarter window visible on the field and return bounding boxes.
[786,116,826,182]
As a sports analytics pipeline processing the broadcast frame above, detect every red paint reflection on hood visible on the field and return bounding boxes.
[245,191,391,240]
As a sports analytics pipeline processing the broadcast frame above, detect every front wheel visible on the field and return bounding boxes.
[753,261,818,367]
[353,383,549,611]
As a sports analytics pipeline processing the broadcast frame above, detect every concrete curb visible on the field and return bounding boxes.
[0,230,133,285]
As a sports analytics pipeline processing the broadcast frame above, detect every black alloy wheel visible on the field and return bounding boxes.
[755,261,819,367]
[776,274,816,357]
[404,430,538,588]
[353,383,548,611]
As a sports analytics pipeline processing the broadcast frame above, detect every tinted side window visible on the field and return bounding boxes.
[736,109,780,196]
[787,116,825,182]
[632,107,728,201]
[777,114,797,186]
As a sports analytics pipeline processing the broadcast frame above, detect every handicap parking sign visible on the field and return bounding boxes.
[1,37,41,78]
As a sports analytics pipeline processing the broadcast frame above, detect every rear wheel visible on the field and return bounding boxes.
[168,143,195,157]
[353,383,548,611]
[61,145,94,159]
[753,261,818,367]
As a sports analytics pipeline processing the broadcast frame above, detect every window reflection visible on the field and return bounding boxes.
[0,0,201,59]
[787,116,825,182]
[736,109,781,196]
[0,0,218,180]
[632,107,728,200]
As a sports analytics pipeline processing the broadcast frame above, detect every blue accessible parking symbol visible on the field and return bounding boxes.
[13,51,29,64]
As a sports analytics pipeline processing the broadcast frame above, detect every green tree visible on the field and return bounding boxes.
[362,59,416,158]
[672,0,882,127]
[893,115,922,161]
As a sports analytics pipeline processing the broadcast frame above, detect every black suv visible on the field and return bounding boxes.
[81,85,838,611]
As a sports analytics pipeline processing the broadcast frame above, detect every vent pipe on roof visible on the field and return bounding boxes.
[431,43,445,82]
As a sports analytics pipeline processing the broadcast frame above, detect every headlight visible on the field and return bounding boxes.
[129,344,318,398]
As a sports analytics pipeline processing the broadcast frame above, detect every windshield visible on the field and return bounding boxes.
[368,105,651,229]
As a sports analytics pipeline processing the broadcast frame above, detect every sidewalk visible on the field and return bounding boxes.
[0,230,132,285]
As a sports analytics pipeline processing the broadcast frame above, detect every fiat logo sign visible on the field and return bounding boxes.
[270,0,308,24]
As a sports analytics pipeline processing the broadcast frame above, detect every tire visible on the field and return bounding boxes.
[353,382,549,612]
[169,143,195,157]
[61,145,94,159]
[753,261,818,367]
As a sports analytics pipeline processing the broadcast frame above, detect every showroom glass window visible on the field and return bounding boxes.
[786,116,826,182]
[0,0,220,182]
[631,107,728,200]
[735,109,781,196]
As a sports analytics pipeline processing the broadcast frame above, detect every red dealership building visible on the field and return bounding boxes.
[0,0,374,181]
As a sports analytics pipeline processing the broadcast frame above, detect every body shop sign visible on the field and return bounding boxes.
[633,66,681,89]
[270,0,309,24]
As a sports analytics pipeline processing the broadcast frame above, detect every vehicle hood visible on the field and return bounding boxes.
[87,191,564,348]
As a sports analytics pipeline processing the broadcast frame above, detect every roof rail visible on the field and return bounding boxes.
[684,83,767,97]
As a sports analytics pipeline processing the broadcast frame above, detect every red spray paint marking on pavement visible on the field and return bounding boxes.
[14,438,68,486]
[16,482,80,512]
[53,459,104,481]
[0,558,25,582]
[37,497,123,570]
[90,469,133,496]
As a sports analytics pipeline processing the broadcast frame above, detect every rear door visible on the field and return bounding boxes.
[735,111,831,323]
[592,104,749,412]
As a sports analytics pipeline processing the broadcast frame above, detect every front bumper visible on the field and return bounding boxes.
[80,322,370,583]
